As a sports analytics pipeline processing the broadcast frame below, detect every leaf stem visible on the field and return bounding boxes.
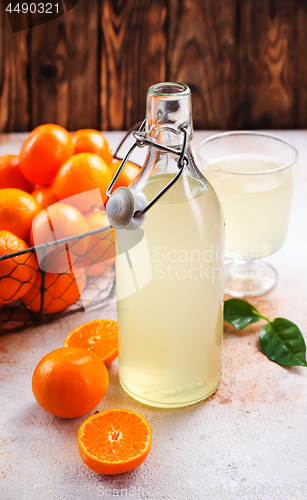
[252,310,269,322]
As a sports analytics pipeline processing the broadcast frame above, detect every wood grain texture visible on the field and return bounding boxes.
[67,0,99,130]
[0,3,30,132]
[30,0,99,130]
[1,0,307,132]
[100,0,167,130]
[286,1,307,129]
[167,0,237,129]
[235,0,307,129]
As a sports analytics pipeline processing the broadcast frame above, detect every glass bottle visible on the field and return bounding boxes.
[110,82,224,408]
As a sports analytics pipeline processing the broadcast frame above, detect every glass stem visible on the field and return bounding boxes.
[230,258,255,280]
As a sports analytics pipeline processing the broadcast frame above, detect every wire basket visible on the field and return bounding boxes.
[0,125,145,335]
[0,225,116,335]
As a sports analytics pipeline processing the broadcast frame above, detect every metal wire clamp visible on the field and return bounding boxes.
[106,120,189,218]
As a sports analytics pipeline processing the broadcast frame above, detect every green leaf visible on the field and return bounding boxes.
[259,318,307,367]
[224,298,268,330]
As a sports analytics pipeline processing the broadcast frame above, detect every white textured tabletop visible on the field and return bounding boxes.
[0,131,306,500]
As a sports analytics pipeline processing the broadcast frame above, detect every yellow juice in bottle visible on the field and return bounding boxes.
[115,173,224,408]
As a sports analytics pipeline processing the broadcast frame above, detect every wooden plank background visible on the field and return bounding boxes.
[0,0,307,132]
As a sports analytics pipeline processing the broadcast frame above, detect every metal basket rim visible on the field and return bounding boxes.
[0,224,112,262]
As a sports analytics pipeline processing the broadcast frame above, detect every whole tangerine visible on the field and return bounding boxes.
[0,155,34,192]
[19,124,74,186]
[22,268,86,314]
[0,230,38,307]
[0,188,42,243]
[110,160,140,189]
[30,203,89,273]
[32,347,109,418]
[53,153,112,212]
[72,129,113,164]
[81,210,115,276]
[31,186,58,209]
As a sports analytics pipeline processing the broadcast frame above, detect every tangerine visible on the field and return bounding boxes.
[0,155,33,192]
[22,268,86,314]
[110,160,140,189]
[0,188,42,242]
[72,129,113,165]
[31,186,58,209]
[78,409,152,474]
[32,347,109,418]
[30,203,89,273]
[19,124,74,186]
[0,230,38,307]
[63,319,118,366]
[53,153,112,212]
[81,210,115,276]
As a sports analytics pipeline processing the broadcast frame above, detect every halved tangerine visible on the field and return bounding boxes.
[78,408,152,475]
[63,319,118,366]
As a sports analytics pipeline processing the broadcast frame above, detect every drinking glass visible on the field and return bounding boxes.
[197,131,298,297]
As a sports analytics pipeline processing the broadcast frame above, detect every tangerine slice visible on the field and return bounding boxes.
[78,409,152,475]
[63,319,118,366]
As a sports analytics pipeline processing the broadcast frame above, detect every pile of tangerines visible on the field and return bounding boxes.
[0,125,140,313]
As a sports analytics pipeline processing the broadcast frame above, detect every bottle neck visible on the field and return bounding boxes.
[145,82,193,148]
[131,82,205,195]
